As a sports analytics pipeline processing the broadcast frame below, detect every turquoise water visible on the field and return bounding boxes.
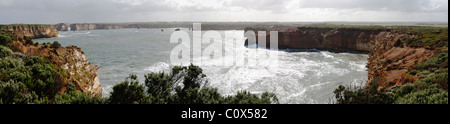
[35,29,369,104]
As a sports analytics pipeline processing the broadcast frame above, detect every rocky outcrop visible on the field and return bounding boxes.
[70,24,97,31]
[246,27,383,52]
[2,24,102,96]
[70,23,122,31]
[9,42,103,97]
[54,23,69,31]
[1,25,58,39]
[246,27,436,89]
[367,32,434,88]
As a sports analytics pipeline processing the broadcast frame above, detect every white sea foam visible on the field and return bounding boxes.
[144,62,170,72]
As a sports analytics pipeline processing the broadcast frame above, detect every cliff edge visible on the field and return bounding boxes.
[246,26,447,90]
[1,24,103,97]
[1,25,58,40]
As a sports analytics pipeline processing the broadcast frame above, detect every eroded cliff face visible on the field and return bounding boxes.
[70,24,97,31]
[9,42,103,96]
[70,23,122,31]
[2,25,103,97]
[367,32,434,88]
[1,25,58,39]
[247,27,436,89]
[246,28,383,52]
[54,23,69,31]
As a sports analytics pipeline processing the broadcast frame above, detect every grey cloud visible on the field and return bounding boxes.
[0,0,171,23]
[298,0,448,13]
[225,0,290,11]
[0,0,448,24]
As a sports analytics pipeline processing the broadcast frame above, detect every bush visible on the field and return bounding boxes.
[0,45,13,58]
[394,83,415,97]
[334,83,395,104]
[54,83,107,104]
[416,53,448,70]
[396,88,448,104]
[51,41,62,49]
[145,72,173,104]
[108,64,279,104]
[0,31,13,46]
[25,38,33,45]
[414,73,448,91]
[0,47,64,103]
[335,73,448,104]
[0,80,39,104]
[108,74,147,104]
[225,91,278,104]
[28,60,59,97]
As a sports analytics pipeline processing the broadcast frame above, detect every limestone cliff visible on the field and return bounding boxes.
[2,24,103,97]
[70,23,122,31]
[54,23,69,31]
[246,27,440,89]
[0,25,58,39]
[70,23,97,31]
[9,42,103,97]
[246,27,382,52]
[367,32,434,88]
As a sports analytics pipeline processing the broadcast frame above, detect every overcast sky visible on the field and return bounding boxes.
[0,0,448,24]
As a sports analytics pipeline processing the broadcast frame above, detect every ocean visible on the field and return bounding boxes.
[35,28,369,104]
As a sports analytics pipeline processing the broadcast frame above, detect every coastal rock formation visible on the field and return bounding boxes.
[2,24,103,97]
[9,42,103,97]
[246,28,382,52]
[246,27,436,89]
[70,23,122,31]
[70,23,97,31]
[367,32,434,88]
[54,23,69,31]
[1,25,58,39]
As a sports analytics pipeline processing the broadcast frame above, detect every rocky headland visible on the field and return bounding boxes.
[1,24,102,97]
[1,24,58,40]
[245,26,448,90]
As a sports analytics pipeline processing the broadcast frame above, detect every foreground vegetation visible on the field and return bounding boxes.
[108,64,278,104]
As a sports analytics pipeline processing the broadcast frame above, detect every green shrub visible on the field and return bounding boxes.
[24,38,33,45]
[54,83,107,104]
[0,31,14,46]
[51,41,62,49]
[0,80,39,104]
[225,91,278,104]
[0,45,13,58]
[0,47,64,103]
[415,73,448,90]
[334,83,395,104]
[416,53,448,70]
[108,64,279,104]
[396,88,448,104]
[335,72,448,104]
[28,60,59,97]
[108,74,147,104]
[145,72,174,104]
[194,88,224,104]
[394,83,415,97]
[400,28,448,49]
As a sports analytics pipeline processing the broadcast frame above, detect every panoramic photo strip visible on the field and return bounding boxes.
[0,0,448,122]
